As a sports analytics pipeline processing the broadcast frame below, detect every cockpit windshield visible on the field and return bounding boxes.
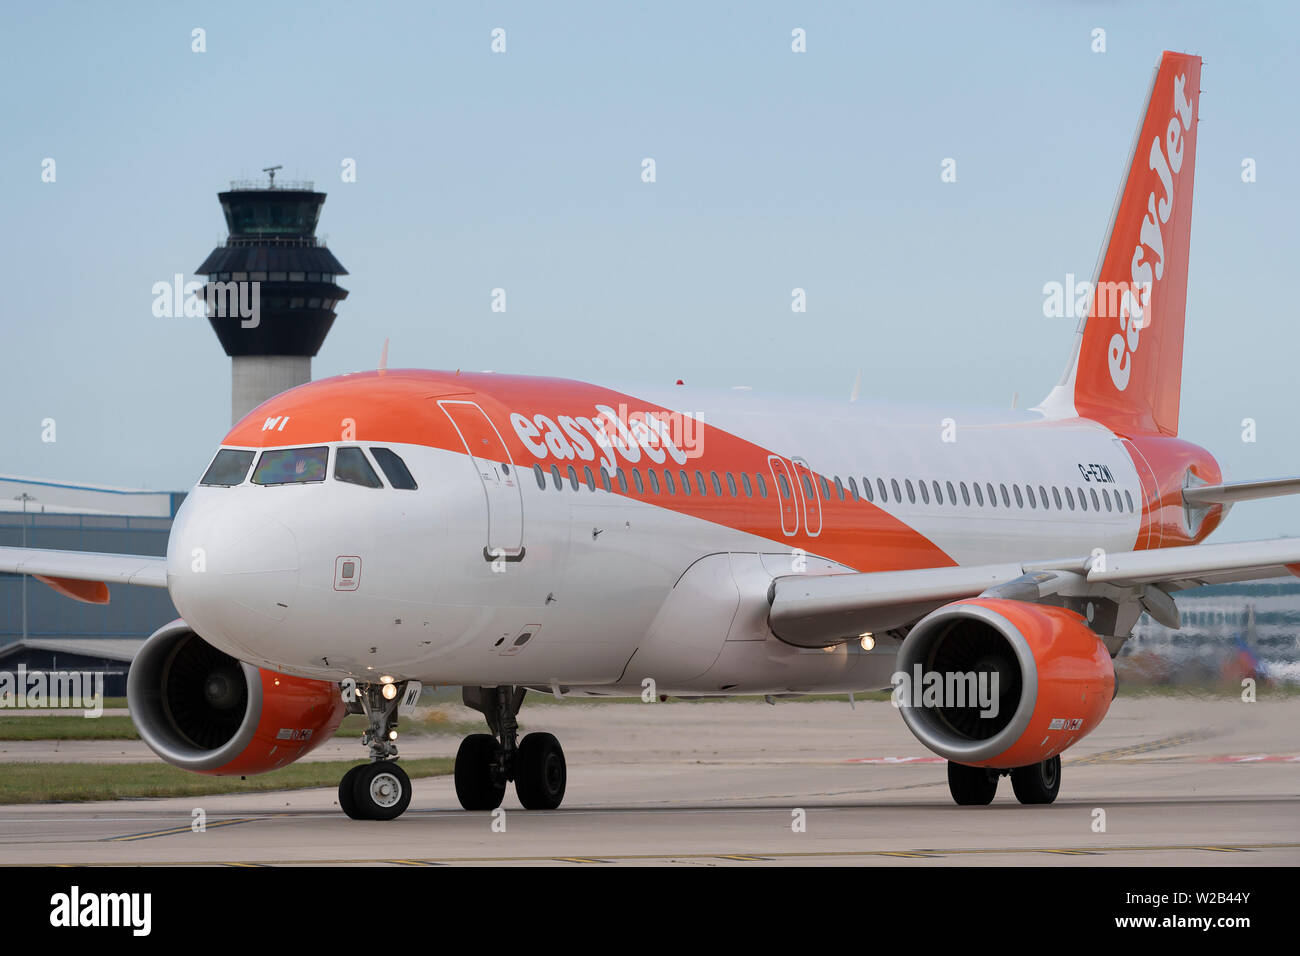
[200,449,255,487]
[370,447,418,489]
[251,446,328,485]
[335,447,382,487]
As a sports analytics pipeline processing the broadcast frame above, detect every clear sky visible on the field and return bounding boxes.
[1,1,1298,542]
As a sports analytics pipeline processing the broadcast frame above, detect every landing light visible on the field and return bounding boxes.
[381,682,398,700]
[388,730,398,741]
[859,633,875,651]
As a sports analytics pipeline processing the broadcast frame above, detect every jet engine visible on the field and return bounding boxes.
[895,598,1114,768]
[127,620,345,775]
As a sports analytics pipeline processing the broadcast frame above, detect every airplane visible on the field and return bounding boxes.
[4,50,1298,820]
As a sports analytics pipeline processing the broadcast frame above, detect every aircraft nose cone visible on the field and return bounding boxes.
[167,493,300,660]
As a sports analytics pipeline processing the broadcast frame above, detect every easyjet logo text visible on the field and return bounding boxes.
[510,404,704,470]
[1107,73,1194,391]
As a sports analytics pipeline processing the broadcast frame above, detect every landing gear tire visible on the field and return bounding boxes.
[1010,755,1061,805]
[350,761,412,821]
[947,760,998,805]
[339,764,365,820]
[515,732,567,810]
[455,733,506,810]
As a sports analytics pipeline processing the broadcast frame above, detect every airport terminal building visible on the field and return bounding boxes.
[0,475,181,653]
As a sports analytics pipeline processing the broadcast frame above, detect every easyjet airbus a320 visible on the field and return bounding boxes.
[4,52,1295,819]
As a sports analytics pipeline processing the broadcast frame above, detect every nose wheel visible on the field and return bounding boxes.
[340,761,412,820]
[456,686,568,811]
[338,679,416,821]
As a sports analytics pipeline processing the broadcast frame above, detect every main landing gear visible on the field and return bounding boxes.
[946,755,1061,806]
[339,680,413,821]
[455,686,567,811]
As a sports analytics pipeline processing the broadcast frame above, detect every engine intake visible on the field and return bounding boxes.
[896,599,1114,768]
[128,620,345,775]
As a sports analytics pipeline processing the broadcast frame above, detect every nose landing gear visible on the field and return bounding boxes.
[456,686,567,811]
[339,680,414,821]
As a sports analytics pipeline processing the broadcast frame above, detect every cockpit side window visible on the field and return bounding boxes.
[370,447,418,490]
[252,446,328,485]
[335,447,382,488]
[200,449,255,487]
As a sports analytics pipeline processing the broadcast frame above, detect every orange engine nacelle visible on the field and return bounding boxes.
[127,620,345,776]
[895,598,1114,768]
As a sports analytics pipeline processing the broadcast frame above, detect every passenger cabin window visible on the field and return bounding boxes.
[726,472,739,496]
[648,470,661,494]
[370,447,418,490]
[756,474,769,498]
[633,469,645,493]
[201,449,255,487]
[252,446,328,485]
[550,464,563,490]
[534,464,547,489]
[335,447,382,488]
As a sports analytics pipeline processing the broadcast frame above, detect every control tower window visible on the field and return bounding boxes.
[252,447,328,485]
[370,447,418,490]
[200,449,255,487]
[335,447,381,488]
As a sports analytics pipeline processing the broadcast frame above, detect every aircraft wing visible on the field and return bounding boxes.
[0,547,167,604]
[769,536,1300,647]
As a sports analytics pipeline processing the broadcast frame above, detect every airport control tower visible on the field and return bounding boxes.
[196,166,349,423]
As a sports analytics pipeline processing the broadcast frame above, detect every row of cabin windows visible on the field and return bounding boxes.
[831,474,1134,515]
[534,463,772,499]
[530,462,1135,515]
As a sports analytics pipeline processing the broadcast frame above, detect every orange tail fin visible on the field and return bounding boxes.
[1039,51,1201,437]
